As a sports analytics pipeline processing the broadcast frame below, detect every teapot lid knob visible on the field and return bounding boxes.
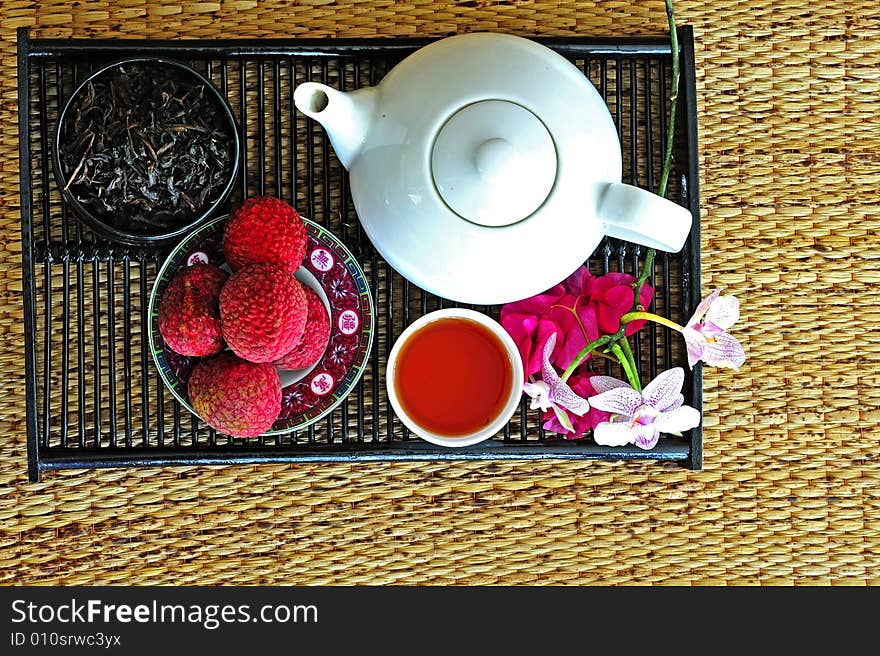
[431,100,557,228]
[475,138,517,178]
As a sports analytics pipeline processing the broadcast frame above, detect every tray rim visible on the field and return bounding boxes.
[17,26,702,482]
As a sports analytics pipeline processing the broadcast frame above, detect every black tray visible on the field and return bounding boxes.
[17,27,702,482]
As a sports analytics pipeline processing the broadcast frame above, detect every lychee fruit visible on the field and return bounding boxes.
[188,352,281,437]
[275,286,331,370]
[223,196,307,273]
[157,263,227,357]
[220,263,308,362]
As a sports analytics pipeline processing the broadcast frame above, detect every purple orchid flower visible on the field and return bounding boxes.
[588,368,700,450]
[522,333,591,432]
[680,288,746,370]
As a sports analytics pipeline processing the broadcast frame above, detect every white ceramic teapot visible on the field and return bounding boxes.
[294,33,692,305]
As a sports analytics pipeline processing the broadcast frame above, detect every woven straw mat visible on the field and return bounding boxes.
[1,1,878,586]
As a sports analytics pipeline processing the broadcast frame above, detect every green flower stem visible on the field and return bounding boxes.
[601,1,681,391]
[632,248,656,312]
[560,335,611,384]
[611,343,639,390]
[628,1,680,315]
[618,337,642,392]
[620,311,684,332]
[552,1,681,394]
[658,0,680,200]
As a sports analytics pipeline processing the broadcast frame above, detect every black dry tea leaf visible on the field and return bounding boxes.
[58,62,233,235]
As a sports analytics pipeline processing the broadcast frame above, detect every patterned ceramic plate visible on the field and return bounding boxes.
[148,215,374,435]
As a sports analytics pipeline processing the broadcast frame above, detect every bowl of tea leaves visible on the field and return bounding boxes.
[54,57,239,245]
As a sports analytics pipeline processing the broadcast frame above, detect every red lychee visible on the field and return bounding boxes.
[274,286,331,370]
[157,263,228,357]
[222,196,307,273]
[219,263,307,363]
[188,352,281,437]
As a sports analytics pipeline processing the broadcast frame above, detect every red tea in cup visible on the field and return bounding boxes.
[392,316,514,437]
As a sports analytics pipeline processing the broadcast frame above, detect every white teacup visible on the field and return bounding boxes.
[386,309,524,447]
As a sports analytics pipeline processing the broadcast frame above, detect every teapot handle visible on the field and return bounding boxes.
[597,182,693,253]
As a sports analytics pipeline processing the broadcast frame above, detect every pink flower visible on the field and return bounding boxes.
[501,266,653,380]
[565,268,654,336]
[500,282,596,380]
[522,334,591,433]
[588,368,700,450]
[681,288,746,370]
[540,372,610,440]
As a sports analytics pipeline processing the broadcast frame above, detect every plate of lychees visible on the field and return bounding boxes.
[148,196,374,437]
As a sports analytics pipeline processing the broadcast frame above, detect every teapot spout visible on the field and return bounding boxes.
[293,82,377,170]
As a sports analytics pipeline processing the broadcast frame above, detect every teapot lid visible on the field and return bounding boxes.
[430,100,557,227]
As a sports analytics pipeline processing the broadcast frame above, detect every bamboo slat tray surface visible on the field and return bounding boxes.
[16,28,701,481]
[1,1,878,586]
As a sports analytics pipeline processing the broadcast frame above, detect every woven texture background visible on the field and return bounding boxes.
[2,0,878,585]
